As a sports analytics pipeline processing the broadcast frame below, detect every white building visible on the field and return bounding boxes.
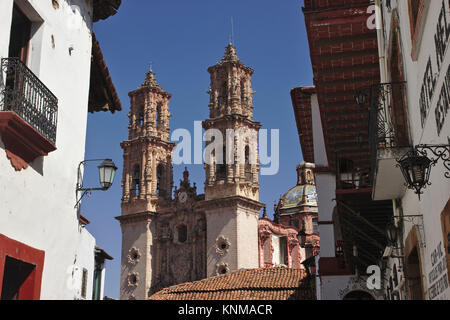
[0,0,120,300]
[293,0,449,300]
[372,0,450,300]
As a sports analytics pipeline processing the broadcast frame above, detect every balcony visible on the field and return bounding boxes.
[369,82,411,200]
[0,58,57,170]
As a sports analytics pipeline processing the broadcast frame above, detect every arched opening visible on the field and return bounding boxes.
[132,165,140,197]
[219,82,228,106]
[177,224,187,243]
[216,145,227,180]
[407,247,424,300]
[156,104,162,127]
[343,290,375,300]
[157,164,165,197]
[244,145,252,180]
[138,107,144,127]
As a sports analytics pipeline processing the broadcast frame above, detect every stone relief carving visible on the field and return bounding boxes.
[127,272,139,288]
[215,235,231,256]
[127,247,141,265]
[216,263,230,276]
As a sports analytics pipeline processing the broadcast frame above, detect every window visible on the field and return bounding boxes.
[0,235,45,300]
[157,164,165,197]
[132,165,140,197]
[245,145,252,180]
[9,4,32,64]
[177,225,187,243]
[156,104,162,127]
[216,146,227,180]
[1,256,35,300]
[81,268,88,299]
[280,237,288,265]
[137,107,144,127]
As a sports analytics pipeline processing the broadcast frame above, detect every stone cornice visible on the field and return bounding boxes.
[115,212,157,225]
[128,86,172,100]
[203,114,261,130]
[121,136,175,150]
[208,61,254,75]
[198,196,265,212]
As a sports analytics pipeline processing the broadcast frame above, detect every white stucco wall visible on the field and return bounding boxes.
[380,0,450,300]
[72,226,96,300]
[0,0,96,300]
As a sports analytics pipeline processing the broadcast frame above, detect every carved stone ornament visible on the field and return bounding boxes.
[127,247,141,265]
[216,263,230,276]
[127,272,139,288]
[215,236,231,256]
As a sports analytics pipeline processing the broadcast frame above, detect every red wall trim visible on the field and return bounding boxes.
[0,234,45,300]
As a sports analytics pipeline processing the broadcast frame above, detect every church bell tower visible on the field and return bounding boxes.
[201,44,264,277]
[117,68,175,300]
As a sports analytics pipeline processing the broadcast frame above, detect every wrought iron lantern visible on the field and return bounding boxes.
[396,144,449,198]
[386,221,398,245]
[355,91,368,108]
[75,159,118,208]
[98,159,118,190]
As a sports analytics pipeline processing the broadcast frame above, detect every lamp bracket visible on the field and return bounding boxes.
[415,144,450,178]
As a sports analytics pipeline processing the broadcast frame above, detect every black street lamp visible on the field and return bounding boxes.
[75,159,118,208]
[396,144,449,198]
[386,221,398,246]
[97,159,118,190]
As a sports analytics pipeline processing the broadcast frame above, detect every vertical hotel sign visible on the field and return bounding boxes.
[428,242,449,300]
[419,0,450,134]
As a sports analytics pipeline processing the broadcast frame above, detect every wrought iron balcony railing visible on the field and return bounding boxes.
[369,82,410,174]
[1,58,58,144]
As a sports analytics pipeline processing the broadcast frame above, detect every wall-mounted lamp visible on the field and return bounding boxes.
[355,91,369,109]
[396,144,450,198]
[386,221,398,246]
[75,159,118,208]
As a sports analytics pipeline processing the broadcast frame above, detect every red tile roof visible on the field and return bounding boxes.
[149,268,315,300]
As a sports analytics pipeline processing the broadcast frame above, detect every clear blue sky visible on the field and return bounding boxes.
[82,0,312,299]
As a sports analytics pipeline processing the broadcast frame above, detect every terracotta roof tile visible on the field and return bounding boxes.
[149,268,315,300]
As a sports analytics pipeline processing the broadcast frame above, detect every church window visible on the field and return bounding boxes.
[177,224,187,243]
[156,104,162,127]
[157,164,165,197]
[216,146,227,180]
[132,165,140,197]
[219,82,228,105]
[245,145,252,180]
[138,108,144,127]
[215,236,230,256]
[216,264,229,275]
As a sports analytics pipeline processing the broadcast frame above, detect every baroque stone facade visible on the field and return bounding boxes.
[116,44,317,300]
